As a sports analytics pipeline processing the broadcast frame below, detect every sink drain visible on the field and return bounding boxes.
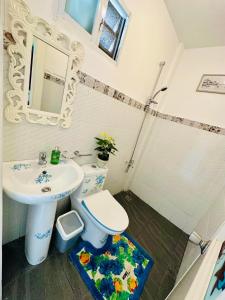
[41,186,51,193]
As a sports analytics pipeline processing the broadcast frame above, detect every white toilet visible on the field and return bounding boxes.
[70,164,129,248]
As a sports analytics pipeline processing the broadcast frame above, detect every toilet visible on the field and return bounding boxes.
[70,164,129,248]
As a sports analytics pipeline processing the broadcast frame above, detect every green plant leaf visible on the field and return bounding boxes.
[92,270,97,279]
[118,291,130,300]
[111,145,118,151]
[96,141,105,145]
[110,292,117,300]
[143,258,149,268]
[95,146,105,151]
[95,134,118,154]
[95,278,102,291]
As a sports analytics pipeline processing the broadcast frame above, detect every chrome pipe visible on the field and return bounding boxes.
[150,61,166,99]
[74,151,92,157]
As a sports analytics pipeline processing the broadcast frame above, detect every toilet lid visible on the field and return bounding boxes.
[81,190,129,232]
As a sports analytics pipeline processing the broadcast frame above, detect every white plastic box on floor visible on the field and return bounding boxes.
[55,210,84,253]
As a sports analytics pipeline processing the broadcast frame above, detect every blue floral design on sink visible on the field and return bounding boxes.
[35,229,51,239]
[35,172,52,184]
[11,163,32,171]
[52,189,74,201]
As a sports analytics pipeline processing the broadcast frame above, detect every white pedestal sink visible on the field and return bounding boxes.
[3,159,84,265]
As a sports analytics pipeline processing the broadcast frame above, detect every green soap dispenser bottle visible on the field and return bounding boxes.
[50,147,61,165]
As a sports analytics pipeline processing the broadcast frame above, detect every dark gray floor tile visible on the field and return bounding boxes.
[3,191,188,300]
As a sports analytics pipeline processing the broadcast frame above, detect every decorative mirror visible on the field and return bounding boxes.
[6,0,84,128]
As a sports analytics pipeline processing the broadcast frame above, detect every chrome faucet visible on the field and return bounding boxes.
[38,151,47,165]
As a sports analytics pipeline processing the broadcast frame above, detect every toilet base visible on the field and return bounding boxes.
[81,224,108,249]
[71,195,109,248]
[70,189,128,249]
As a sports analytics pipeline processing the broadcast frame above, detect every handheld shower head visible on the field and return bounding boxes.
[161,87,168,92]
[159,61,166,67]
[144,86,168,111]
[152,86,168,100]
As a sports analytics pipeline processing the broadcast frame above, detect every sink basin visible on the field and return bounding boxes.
[3,159,84,204]
[3,159,84,266]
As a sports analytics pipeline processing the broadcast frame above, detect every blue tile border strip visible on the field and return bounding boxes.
[77,70,144,110]
[4,31,225,136]
[149,109,225,136]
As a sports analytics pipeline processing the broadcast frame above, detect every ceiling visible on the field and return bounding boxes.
[164,0,225,48]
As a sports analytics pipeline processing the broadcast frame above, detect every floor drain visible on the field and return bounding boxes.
[41,186,51,193]
[125,195,132,202]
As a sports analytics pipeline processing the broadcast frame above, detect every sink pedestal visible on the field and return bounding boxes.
[25,202,57,265]
[3,159,84,265]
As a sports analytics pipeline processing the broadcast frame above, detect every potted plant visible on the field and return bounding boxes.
[95,132,118,168]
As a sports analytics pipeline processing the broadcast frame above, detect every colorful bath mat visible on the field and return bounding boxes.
[69,232,154,300]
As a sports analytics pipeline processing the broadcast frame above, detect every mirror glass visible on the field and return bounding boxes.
[27,36,69,114]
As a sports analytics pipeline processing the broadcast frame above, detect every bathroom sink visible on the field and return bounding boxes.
[3,159,84,266]
[3,159,84,204]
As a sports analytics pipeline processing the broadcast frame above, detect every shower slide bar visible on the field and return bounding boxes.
[125,61,167,173]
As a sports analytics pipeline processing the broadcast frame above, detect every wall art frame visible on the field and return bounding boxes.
[197,74,225,95]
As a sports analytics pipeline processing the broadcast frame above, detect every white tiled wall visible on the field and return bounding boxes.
[130,45,225,238]
[152,45,225,286]
[130,117,225,233]
[3,51,144,244]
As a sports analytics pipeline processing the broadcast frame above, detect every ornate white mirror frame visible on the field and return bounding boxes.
[6,0,84,128]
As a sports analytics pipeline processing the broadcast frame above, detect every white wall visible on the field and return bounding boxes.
[130,46,225,234]
[161,46,225,126]
[4,0,179,102]
[130,118,225,233]
[41,79,64,113]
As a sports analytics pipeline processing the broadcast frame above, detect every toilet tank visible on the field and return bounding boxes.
[74,163,108,198]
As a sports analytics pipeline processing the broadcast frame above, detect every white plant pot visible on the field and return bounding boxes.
[97,157,109,168]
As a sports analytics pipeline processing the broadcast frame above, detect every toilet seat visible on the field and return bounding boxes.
[81,190,129,233]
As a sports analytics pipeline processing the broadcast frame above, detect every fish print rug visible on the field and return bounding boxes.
[69,232,154,300]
